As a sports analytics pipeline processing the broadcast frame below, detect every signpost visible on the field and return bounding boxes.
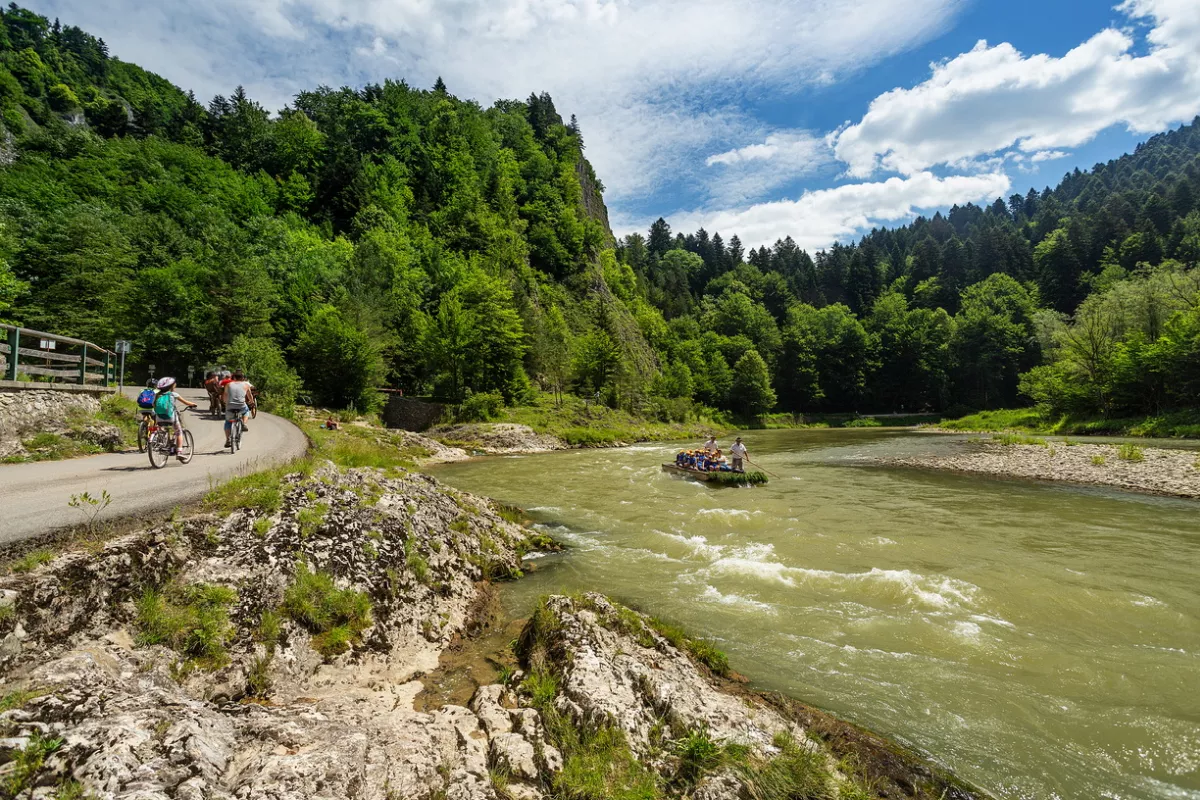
[114,339,131,391]
[187,365,195,388]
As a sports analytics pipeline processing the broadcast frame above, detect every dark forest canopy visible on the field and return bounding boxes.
[0,2,1198,421]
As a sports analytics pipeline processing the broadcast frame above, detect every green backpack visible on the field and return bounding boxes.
[153,392,174,418]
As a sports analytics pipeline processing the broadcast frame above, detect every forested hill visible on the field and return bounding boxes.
[0,3,658,414]
[0,2,1197,423]
[619,119,1200,417]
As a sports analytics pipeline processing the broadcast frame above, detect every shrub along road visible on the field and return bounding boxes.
[0,389,308,545]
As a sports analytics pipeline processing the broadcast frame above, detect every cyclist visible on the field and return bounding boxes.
[154,377,198,460]
[203,371,222,414]
[223,369,255,447]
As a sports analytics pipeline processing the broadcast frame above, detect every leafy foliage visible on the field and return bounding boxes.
[4,2,1200,425]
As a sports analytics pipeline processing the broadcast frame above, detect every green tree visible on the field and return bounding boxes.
[730,349,776,417]
[217,335,301,414]
[572,329,623,397]
[293,305,386,410]
[951,274,1041,409]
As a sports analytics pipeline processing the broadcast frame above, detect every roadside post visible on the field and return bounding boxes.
[187,365,195,388]
[115,340,131,392]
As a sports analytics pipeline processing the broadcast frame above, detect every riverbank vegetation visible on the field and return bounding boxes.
[940,407,1200,438]
[0,4,1199,436]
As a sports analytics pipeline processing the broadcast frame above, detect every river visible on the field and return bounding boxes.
[429,429,1200,800]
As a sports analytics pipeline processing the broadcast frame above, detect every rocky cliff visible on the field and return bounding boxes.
[0,464,986,800]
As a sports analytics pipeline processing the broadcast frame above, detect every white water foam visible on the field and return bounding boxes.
[696,508,753,518]
[699,584,778,613]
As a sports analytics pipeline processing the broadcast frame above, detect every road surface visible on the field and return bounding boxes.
[0,389,308,545]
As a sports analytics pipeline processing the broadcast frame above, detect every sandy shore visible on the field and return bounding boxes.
[884,439,1200,498]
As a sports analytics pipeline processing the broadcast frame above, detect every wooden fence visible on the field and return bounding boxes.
[1,324,114,385]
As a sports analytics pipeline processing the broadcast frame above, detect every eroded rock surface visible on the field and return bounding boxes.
[430,423,566,455]
[0,466,551,799]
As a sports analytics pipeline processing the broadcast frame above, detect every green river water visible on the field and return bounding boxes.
[430,429,1200,800]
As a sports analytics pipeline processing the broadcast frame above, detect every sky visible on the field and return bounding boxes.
[27,0,1200,251]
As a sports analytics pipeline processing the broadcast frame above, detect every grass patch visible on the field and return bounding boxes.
[406,538,432,586]
[282,563,372,658]
[7,548,55,573]
[993,433,1048,446]
[734,731,832,800]
[0,687,45,712]
[1091,455,1107,466]
[2,732,64,798]
[1117,443,1145,462]
[474,393,725,448]
[204,459,311,514]
[939,408,1048,433]
[303,421,428,469]
[296,502,329,538]
[842,417,883,428]
[97,392,140,445]
[135,583,238,670]
[941,407,1200,439]
[2,431,100,463]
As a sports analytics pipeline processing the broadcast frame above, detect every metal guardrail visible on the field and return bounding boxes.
[0,324,114,386]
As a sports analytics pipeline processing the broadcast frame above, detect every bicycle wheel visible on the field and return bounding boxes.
[137,417,148,453]
[178,429,194,464]
[228,420,239,454]
[148,430,169,469]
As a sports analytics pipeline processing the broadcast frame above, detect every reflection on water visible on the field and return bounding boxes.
[431,429,1200,800]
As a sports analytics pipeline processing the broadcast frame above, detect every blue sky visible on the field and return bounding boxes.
[28,0,1200,250]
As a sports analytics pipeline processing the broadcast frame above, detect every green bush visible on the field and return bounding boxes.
[46,82,78,111]
[456,391,505,422]
[843,417,883,428]
[1117,443,1144,462]
[218,334,301,415]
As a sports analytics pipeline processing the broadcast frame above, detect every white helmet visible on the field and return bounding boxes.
[156,377,176,390]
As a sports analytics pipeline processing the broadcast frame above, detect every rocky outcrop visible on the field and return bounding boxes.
[432,423,566,455]
[884,439,1200,498]
[0,388,124,459]
[0,465,553,799]
[0,389,107,458]
[518,593,985,800]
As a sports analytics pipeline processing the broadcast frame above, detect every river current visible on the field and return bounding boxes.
[430,429,1200,800]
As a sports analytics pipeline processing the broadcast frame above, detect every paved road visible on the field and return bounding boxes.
[0,389,308,545]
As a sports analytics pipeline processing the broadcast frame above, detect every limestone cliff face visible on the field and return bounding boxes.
[575,155,612,240]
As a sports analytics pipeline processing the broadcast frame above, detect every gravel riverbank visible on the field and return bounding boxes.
[884,439,1200,498]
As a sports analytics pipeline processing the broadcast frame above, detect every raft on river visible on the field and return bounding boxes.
[661,462,769,486]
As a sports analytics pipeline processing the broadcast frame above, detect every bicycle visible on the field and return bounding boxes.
[227,410,244,454]
[136,411,153,453]
[147,408,195,469]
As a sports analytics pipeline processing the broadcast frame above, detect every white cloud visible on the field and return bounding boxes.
[661,171,1012,251]
[1029,150,1069,163]
[699,131,835,206]
[706,132,828,167]
[29,0,963,207]
[832,0,1200,177]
